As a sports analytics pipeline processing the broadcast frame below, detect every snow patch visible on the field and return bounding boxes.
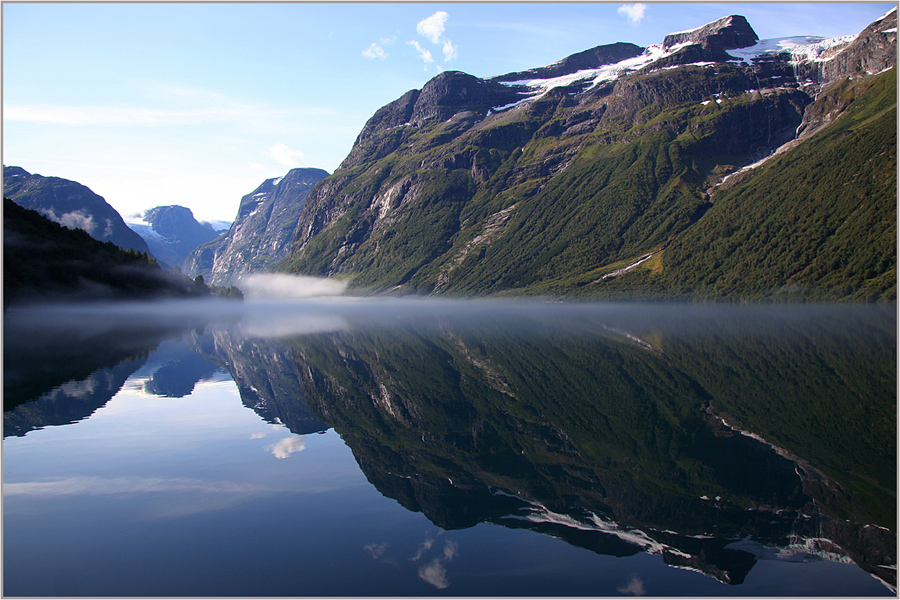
[127,222,166,241]
[726,34,857,64]
[493,41,707,110]
[203,219,232,233]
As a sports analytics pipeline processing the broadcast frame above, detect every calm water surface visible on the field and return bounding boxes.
[3,299,896,596]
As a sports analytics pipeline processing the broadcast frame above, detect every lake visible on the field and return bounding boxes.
[3,298,896,596]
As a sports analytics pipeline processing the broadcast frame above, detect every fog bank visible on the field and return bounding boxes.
[238,274,348,300]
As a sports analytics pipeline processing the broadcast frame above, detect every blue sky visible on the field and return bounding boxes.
[3,2,894,222]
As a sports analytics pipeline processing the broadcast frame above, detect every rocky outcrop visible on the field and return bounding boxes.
[183,167,328,286]
[662,15,758,50]
[821,7,897,82]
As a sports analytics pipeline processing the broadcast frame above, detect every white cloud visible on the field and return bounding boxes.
[442,39,458,61]
[267,436,307,459]
[408,40,434,66]
[617,3,647,25]
[267,143,306,167]
[618,575,646,596]
[412,10,456,68]
[417,11,448,44]
[362,42,388,60]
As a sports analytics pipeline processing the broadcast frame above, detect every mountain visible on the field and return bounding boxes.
[183,167,329,286]
[277,11,896,300]
[127,205,226,270]
[3,166,150,254]
[3,199,219,307]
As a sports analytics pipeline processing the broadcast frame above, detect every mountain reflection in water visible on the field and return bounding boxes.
[3,299,896,595]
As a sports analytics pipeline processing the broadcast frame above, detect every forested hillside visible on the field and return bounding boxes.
[3,199,236,306]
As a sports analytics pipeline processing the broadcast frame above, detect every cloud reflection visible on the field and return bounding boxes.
[416,539,459,590]
[4,475,264,496]
[364,542,389,559]
[418,558,449,589]
[410,538,435,561]
[618,575,646,596]
[267,436,307,459]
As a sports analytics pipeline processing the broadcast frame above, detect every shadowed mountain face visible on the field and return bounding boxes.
[279,11,896,300]
[3,166,150,254]
[2,199,214,307]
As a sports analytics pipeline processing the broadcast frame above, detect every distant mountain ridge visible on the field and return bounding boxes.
[3,166,150,254]
[127,205,225,270]
[277,10,896,301]
[184,167,329,286]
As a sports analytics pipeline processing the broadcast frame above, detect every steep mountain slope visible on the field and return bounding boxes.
[600,70,896,301]
[127,205,226,269]
[184,167,328,285]
[3,166,150,254]
[279,11,896,300]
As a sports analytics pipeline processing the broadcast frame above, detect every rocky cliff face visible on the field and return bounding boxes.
[821,8,897,83]
[281,11,896,299]
[184,167,328,286]
[3,166,150,254]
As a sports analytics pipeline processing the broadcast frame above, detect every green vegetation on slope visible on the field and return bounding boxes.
[595,70,897,301]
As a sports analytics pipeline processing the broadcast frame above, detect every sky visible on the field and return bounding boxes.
[3,2,895,223]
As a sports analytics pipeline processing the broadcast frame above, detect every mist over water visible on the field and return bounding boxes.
[238,273,349,300]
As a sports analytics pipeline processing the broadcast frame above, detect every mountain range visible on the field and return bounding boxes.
[3,10,896,301]
[276,10,896,300]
